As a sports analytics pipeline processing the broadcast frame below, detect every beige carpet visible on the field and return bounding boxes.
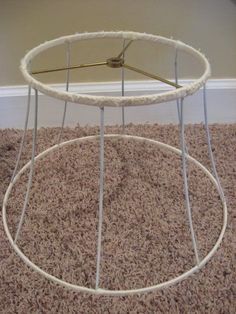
[0,124,235,313]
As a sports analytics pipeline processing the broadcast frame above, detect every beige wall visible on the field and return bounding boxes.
[1,0,236,86]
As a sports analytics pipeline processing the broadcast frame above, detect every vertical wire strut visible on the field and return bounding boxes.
[203,84,225,201]
[58,42,71,143]
[95,107,105,290]
[180,98,200,265]
[11,85,31,182]
[174,47,181,123]
[175,47,188,155]
[14,88,38,244]
[121,39,125,133]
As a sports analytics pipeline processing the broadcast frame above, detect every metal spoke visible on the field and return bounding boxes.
[11,85,31,182]
[121,39,125,133]
[14,88,38,244]
[123,64,182,88]
[95,107,105,290]
[117,40,133,59]
[174,47,181,122]
[203,84,225,201]
[58,42,71,143]
[180,98,200,265]
[174,48,188,155]
[32,61,107,75]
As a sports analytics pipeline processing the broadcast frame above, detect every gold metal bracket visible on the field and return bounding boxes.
[106,57,124,68]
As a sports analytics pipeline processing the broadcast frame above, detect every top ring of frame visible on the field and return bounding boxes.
[20,31,211,108]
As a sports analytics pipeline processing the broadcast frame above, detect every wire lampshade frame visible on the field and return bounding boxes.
[2,31,227,296]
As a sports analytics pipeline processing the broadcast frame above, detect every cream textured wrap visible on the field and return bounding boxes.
[20,31,211,107]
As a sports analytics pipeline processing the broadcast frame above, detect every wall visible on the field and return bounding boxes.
[1,0,236,86]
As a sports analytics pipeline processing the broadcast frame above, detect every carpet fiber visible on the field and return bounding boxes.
[0,124,235,313]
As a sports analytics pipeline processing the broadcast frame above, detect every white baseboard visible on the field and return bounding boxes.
[0,79,236,128]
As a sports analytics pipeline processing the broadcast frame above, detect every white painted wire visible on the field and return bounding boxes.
[14,88,38,244]
[203,84,225,201]
[95,107,105,289]
[58,42,71,143]
[175,48,189,156]
[180,98,200,265]
[4,30,227,295]
[121,39,125,133]
[11,85,31,182]
[174,47,181,122]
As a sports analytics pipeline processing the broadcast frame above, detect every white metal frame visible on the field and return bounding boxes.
[2,31,227,296]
